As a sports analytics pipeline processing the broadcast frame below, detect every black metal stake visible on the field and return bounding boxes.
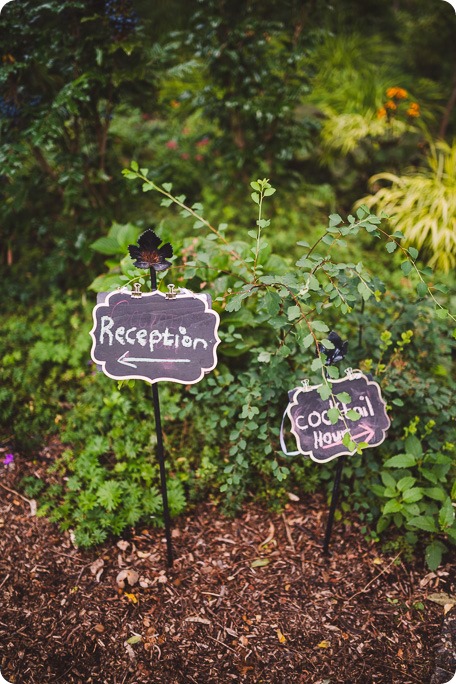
[318,334,349,556]
[322,455,345,555]
[149,267,174,568]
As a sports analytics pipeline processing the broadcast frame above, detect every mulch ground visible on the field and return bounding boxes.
[1,458,455,684]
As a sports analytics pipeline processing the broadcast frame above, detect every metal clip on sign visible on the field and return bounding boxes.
[165,283,177,299]
[131,282,142,298]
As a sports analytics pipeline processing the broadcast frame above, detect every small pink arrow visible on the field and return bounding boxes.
[322,423,375,449]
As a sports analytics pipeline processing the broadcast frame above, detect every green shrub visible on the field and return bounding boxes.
[0,296,91,452]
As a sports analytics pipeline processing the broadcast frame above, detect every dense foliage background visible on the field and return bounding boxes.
[1,0,455,568]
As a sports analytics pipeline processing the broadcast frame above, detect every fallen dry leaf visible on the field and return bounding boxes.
[427,592,456,607]
[251,558,270,568]
[184,616,211,625]
[317,640,331,649]
[116,569,139,588]
[276,628,286,644]
[259,522,275,548]
[123,592,138,604]
[90,558,104,575]
[117,540,130,551]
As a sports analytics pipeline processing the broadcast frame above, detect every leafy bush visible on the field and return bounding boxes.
[0,296,91,452]
[32,167,452,566]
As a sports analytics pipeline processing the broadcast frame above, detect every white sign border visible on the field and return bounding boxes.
[90,289,221,385]
[286,371,391,463]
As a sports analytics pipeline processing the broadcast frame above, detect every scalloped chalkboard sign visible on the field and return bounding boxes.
[286,371,390,463]
[90,289,220,385]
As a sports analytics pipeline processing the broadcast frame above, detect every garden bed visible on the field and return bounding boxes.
[1,455,454,684]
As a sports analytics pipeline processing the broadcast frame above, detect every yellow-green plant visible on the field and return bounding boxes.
[359,141,456,272]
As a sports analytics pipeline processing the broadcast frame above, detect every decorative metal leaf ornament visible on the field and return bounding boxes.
[128,229,173,271]
[320,331,348,366]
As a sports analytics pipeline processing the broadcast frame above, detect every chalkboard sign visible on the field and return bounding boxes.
[286,371,390,463]
[90,289,220,385]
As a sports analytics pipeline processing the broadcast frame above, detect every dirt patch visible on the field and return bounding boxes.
[0,462,454,684]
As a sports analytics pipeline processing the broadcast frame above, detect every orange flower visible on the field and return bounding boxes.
[377,107,387,119]
[384,100,397,111]
[386,86,408,100]
[406,102,420,117]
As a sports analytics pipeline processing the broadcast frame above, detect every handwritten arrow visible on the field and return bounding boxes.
[322,424,375,449]
[117,352,191,368]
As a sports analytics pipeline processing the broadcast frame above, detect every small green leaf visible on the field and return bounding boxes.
[251,558,270,568]
[381,471,397,490]
[346,409,361,421]
[386,242,397,253]
[424,487,446,502]
[312,320,329,333]
[401,261,413,276]
[317,384,332,400]
[258,351,271,363]
[405,436,423,458]
[126,635,142,645]
[130,160,139,171]
[336,392,351,404]
[90,237,122,255]
[327,407,340,424]
[287,305,301,322]
[425,541,446,571]
[311,357,323,371]
[408,515,438,533]
[263,187,276,196]
[397,476,416,492]
[251,192,260,205]
[303,333,314,349]
[383,499,403,514]
[408,247,419,260]
[329,214,343,227]
[383,453,417,468]
[416,281,428,297]
[326,365,340,379]
[402,487,423,503]
[439,498,455,530]
[162,182,173,192]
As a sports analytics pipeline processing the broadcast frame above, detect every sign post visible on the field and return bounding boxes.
[281,332,390,553]
[90,229,220,567]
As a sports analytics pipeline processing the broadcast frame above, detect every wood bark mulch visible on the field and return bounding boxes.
[0,464,455,684]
